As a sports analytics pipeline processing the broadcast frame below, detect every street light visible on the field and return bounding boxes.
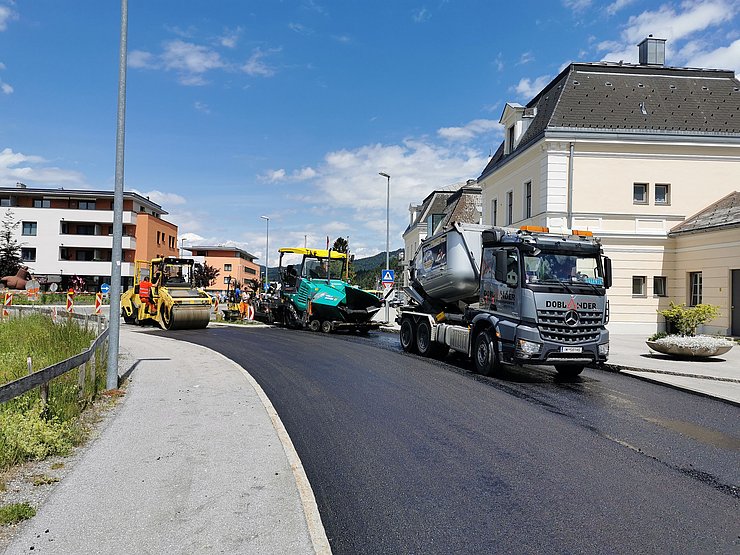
[379,172,391,323]
[260,216,269,292]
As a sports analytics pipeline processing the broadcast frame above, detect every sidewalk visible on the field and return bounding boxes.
[3,327,329,555]
[604,334,740,406]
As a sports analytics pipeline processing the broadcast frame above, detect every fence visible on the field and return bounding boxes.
[0,306,109,405]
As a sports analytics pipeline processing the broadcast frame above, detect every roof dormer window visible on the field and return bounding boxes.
[506,126,515,154]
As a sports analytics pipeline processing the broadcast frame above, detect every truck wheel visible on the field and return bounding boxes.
[308,319,321,332]
[555,364,584,378]
[415,320,448,358]
[474,330,501,377]
[400,318,417,353]
[321,320,333,333]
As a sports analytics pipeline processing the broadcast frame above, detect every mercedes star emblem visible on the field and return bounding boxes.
[564,310,580,326]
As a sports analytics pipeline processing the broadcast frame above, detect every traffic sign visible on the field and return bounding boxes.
[382,281,393,291]
[381,269,395,283]
[101,283,110,295]
[25,279,40,301]
[49,283,58,293]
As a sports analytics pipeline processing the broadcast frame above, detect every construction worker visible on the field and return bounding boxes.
[139,276,155,313]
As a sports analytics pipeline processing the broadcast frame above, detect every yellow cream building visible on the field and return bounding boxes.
[477,38,740,335]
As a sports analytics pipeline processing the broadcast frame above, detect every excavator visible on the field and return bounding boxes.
[254,248,382,333]
[121,257,213,330]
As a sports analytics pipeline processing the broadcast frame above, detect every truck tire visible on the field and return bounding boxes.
[473,330,501,377]
[399,318,417,353]
[321,320,333,333]
[416,320,448,359]
[555,364,585,378]
[308,319,321,332]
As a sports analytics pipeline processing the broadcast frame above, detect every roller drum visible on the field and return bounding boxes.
[163,304,211,330]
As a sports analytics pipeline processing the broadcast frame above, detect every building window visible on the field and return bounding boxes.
[77,224,95,235]
[21,248,36,262]
[633,183,648,204]
[689,272,702,306]
[427,213,444,236]
[223,276,231,285]
[79,200,96,210]
[492,198,498,226]
[0,198,11,207]
[632,276,646,297]
[655,183,670,205]
[244,267,256,275]
[507,126,515,153]
[22,222,37,236]
[506,191,513,225]
[653,276,667,297]
[224,264,232,271]
[33,199,51,208]
[524,181,532,219]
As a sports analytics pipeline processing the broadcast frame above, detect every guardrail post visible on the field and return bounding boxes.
[78,361,86,400]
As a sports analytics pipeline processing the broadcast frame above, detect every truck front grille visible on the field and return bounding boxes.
[537,309,602,344]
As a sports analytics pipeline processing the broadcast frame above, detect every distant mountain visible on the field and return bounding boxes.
[351,248,404,272]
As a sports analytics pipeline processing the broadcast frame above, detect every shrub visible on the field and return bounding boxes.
[0,502,36,525]
[648,331,668,341]
[658,302,720,336]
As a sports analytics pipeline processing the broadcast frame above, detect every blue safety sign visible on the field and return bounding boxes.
[101,283,110,294]
[381,269,395,283]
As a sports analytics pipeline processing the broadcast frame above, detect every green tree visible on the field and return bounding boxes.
[0,210,22,278]
[193,262,220,288]
[658,302,720,336]
[332,237,348,253]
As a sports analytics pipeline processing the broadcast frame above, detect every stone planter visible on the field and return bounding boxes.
[646,340,734,358]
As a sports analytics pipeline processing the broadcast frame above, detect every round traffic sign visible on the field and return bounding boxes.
[101,283,110,294]
[25,279,41,301]
[49,283,58,293]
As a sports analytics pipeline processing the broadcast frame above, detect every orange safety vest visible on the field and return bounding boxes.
[139,280,152,300]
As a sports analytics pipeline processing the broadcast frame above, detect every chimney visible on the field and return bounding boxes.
[16,182,27,188]
[638,35,666,66]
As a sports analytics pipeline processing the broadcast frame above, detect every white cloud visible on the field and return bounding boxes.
[606,0,636,16]
[437,119,502,142]
[563,0,592,12]
[241,48,277,77]
[600,0,738,64]
[1,81,12,95]
[518,51,535,65]
[219,27,242,48]
[493,52,504,72]
[289,22,313,35]
[128,50,157,69]
[131,189,187,207]
[0,5,17,31]
[162,40,224,75]
[413,8,431,23]
[513,75,551,99]
[194,101,211,114]
[262,166,317,182]
[0,148,86,187]
[685,37,740,72]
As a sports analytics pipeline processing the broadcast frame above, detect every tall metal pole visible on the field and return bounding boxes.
[379,172,391,322]
[261,216,269,291]
[107,0,128,391]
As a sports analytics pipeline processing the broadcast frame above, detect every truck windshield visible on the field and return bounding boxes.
[523,252,604,286]
[303,258,345,280]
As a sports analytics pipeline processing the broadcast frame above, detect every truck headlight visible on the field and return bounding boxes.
[517,339,542,356]
[598,342,609,356]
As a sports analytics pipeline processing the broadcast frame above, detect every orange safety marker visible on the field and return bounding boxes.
[94,292,103,315]
[247,304,255,321]
[213,296,219,313]
[66,290,74,313]
[51,306,58,323]
[3,292,12,317]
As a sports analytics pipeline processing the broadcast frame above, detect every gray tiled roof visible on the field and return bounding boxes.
[669,191,740,235]
[480,62,740,179]
[439,185,482,229]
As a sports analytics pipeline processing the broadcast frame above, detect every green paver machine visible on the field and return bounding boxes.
[254,248,382,333]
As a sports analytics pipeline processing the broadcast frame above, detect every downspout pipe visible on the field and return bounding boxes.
[567,142,574,229]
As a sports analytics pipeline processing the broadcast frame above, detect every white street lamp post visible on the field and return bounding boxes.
[260,216,269,292]
[379,172,391,323]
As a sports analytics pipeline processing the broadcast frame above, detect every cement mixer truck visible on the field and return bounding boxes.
[398,222,612,377]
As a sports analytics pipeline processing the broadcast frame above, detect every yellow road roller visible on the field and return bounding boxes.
[121,257,213,330]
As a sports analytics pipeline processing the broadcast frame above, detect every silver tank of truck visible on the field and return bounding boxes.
[412,222,489,304]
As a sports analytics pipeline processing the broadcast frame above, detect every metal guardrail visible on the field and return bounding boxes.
[0,306,109,405]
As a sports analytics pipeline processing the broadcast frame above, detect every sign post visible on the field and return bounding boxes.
[66,289,74,314]
[94,292,103,315]
[3,292,11,318]
[381,269,395,322]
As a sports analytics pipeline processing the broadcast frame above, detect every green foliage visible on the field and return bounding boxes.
[0,502,36,525]
[332,237,349,253]
[658,302,720,336]
[648,331,668,341]
[0,209,22,278]
[0,313,106,470]
[194,262,220,288]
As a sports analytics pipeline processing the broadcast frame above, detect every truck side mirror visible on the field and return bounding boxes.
[603,256,612,289]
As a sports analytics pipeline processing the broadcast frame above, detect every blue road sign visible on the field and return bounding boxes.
[381,269,395,283]
[101,283,110,294]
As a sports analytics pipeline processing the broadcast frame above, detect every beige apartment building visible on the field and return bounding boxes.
[185,245,260,298]
[477,38,740,335]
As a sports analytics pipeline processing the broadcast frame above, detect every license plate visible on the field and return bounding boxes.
[561,346,583,353]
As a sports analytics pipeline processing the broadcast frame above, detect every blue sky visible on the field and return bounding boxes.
[1,1,738,263]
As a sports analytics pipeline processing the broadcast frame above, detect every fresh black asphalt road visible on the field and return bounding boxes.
[166,326,739,554]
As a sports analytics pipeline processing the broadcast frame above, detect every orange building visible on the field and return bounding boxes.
[186,246,260,297]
